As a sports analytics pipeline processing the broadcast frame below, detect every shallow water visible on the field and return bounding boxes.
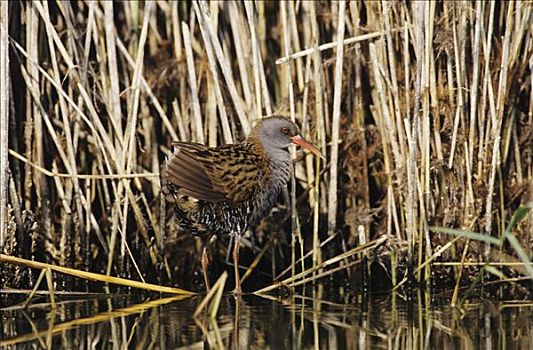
[1,289,532,349]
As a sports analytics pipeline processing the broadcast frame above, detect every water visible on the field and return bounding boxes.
[1,289,532,349]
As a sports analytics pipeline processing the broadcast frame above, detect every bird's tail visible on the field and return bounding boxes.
[161,171,191,220]
[161,167,212,239]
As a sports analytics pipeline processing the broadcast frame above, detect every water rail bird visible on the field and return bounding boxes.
[161,116,324,294]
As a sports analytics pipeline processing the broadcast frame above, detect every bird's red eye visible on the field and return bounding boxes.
[281,127,290,135]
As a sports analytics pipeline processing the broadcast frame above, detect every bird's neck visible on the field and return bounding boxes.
[245,136,290,169]
[242,137,291,190]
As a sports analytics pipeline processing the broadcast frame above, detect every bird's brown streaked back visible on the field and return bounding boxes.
[163,141,269,203]
[163,143,226,202]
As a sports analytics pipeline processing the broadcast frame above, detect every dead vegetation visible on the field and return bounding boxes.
[1,1,532,295]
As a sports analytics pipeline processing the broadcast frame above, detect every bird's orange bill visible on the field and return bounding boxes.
[291,135,326,160]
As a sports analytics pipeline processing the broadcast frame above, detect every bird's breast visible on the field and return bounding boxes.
[246,159,290,227]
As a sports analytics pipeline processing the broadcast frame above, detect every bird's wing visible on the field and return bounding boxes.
[163,142,267,203]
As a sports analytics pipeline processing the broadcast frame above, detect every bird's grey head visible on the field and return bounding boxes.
[249,115,325,161]
[258,116,299,146]
[251,116,299,159]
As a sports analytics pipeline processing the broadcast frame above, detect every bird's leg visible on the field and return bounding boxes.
[225,234,234,264]
[201,245,211,292]
[233,233,242,295]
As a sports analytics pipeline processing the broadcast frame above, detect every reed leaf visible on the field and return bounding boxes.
[428,227,501,246]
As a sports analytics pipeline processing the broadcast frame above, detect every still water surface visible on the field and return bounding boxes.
[1,289,532,349]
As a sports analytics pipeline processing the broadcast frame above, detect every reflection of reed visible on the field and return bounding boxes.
[0,295,190,347]
[193,272,229,349]
[2,291,532,348]
[193,316,228,350]
[257,290,533,349]
[193,294,252,350]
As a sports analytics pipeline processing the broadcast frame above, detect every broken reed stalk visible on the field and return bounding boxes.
[0,254,194,295]
[193,271,227,318]
[254,236,386,295]
[9,150,158,180]
[22,268,47,309]
[3,1,532,293]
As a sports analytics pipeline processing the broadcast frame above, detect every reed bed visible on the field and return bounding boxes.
[1,1,532,296]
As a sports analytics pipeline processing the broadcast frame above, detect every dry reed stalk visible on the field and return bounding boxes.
[312,156,322,274]
[406,1,425,281]
[447,5,464,173]
[0,254,193,295]
[0,0,8,249]
[326,1,346,237]
[288,257,361,289]
[348,4,372,273]
[301,57,316,205]
[280,0,301,280]
[243,1,262,114]
[121,4,151,273]
[41,1,83,269]
[104,1,124,142]
[9,150,158,179]
[434,262,533,267]
[193,271,227,318]
[23,4,38,215]
[7,176,23,256]
[44,268,56,308]
[381,1,407,160]
[194,1,233,145]
[230,1,253,115]
[421,1,436,280]
[484,1,513,259]
[529,56,533,255]
[245,1,272,116]
[172,100,187,141]
[310,1,324,271]
[468,0,483,173]
[182,21,204,144]
[276,30,394,65]
[196,0,250,135]
[451,240,470,307]
[288,2,304,94]
[255,235,386,295]
[275,230,340,281]
[22,268,47,309]
[477,2,496,178]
